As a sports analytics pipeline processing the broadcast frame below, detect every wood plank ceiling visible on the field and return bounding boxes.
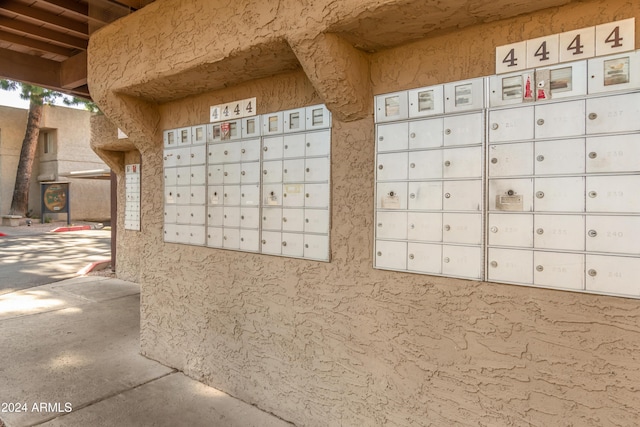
[0,0,155,100]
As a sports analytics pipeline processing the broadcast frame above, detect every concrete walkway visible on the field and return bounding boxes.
[0,277,294,427]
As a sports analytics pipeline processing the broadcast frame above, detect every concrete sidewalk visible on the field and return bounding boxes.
[0,277,294,427]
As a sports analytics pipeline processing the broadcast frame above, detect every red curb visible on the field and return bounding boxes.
[78,259,112,275]
[51,225,92,232]
[0,233,6,237]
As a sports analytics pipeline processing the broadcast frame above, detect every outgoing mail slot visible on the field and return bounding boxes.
[262,160,283,184]
[587,51,640,94]
[282,208,304,232]
[408,117,443,149]
[533,251,585,290]
[164,167,177,186]
[189,206,206,225]
[488,106,534,143]
[586,134,640,174]
[191,125,207,144]
[304,234,330,261]
[408,181,441,211]
[377,152,408,181]
[175,166,190,186]
[222,227,240,250]
[189,185,206,205]
[444,78,485,113]
[223,206,240,228]
[164,205,177,224]
[586,92,640,134]
[488,213,533,247]
[262,112,284,135]
[407,242,442,274]
[534,139,585,175]
[263,184,282,207]
[190,165,206,186]
[261,231,282,255]
[261,207,282,230]
[378,182,408,210]
[442,146,482,179]
[375,91,408,123]
[442,213,482,244]
[207,206,223,227]
[206,226,223,248]
[240,184,260,206]
[442,245,482,279]
[488,142,533,177]
[283,108,306,133]
[408,85,444,118]
[239,229,260,252]
[306,105,331,130]
[283,183,304,207]
[408,150,442,180]
[223,163,241,184]
[240,161,261,184]
[443,180,482,211]
[240,139,261,162]
[534,100,585,139]
[487,248,533,284]
[443,113,483,146]
[376,211,408,240]
[304,209,329,234]
[262,136,284,160]
[240,207,260,229]
[241,116,261,139]
[304,183,329,208]
[534,177,584,212]
[489,178,533,212]
[585,255,640,297]
[534,214,585,251]
[586,176,640,213]
[375,240,407,270]
[305,130,331,157]
[223,185,241,206]
[586,216,640,255]
[282,232,304,257]
[283,159,305,183]
[283,134,305,158]
[407,212,442,242]
[177,127,191,145]
[163,129,178,147]
[207,185,223,205]
[377,122,408,152]
[305,157,329,182]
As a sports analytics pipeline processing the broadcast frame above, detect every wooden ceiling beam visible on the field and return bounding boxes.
[0,47,61,88]
[60,51,87,89]
[0,17,88,50]
[0,28,76,57]
[38,0,109,26]
[0,0,88,37]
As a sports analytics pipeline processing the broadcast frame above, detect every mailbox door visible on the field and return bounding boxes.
[443,180,482,211]
[586,92,640,134]
[282,209,305,233]
[261,231,282,255]
[534,214,585,251]
[304,209,330,234]
[262,160,283,184]
[376,211,408,240]
[408,118,443,149]
[240,207,260,230]
[442,245,482,279]
[443,113,483,146]
[283,183,305,207]
[407,212,442,242]
[586,134,640,174]
[533,252,585,290]
[377,182,408,210]
[408,150,442,180]
[586,176,640,213]
[442,146,483,179]
[240,229,260,252]
[283,159,305,183]
[377,152,408,181]
[487,248,533,284]
[534,139,585,175]
[283,134,305,158]
[304,234,330,260]
[534,177,585,212]
[206,227,223,248]
[488,178,533,212]
[586,216,640,255]
[375,240,407,270]
[305,130,331,157]
[377,122,409,152]
[488,106,534,143]
[534,100,585,139]
[488,142,534,177]
[585,255,640,297]
[281,233,304,257]
[262,207,283,230]
[442,213,482,244]
[487,213,533,247]
[262,136,284,160]
[407,243,442,274]
[407,181,441,211]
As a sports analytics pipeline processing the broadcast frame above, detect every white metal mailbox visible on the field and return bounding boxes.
[188,206,206,225]
[283,134,305,158]
[586,92,640,134]
[533,251,585,290]
[586,175,640,213]
[282,209,305,233]
[487,248,533,284]
[304,209,329,234]
[165,186,177,204]
[283,108,306,133]
[534,177,585,212]
[444,78,485,113]
[240,162,261,184]
[283,159,305,183]
[375,240,407,270]
[206,227,223,248]
[586,134,640,174]
[408,150,442,180]
[377,152,408,181]
[240,184,260,206]
[407,243,442,274]
[175,167,190,186]
[534,214,585,251]
[283,183,304,207]
[223,163,241,184]
[534,100,585,139]
[488,213,533,247]
[377,122,408,152]
[222,228,240,250]
[304,183,329,208]
[488,106,534,143]
[442,245,482,279]
[534,139,585,175]
[442,146,483,178]
[164,167,177,186]
[240,229,260,252]
[223,207,240,228]
[442,213,482,244]
[375,91,408,123]
[305,130,331,157]
[164,205,177,224]
[588,51,640,94]
[207,206,223,227]
[164,224,177,243]
[305,157,330,182]
[408,118,443,149]
[585,255,640,296]
[442,180,482,211]
[190,165,206,186]
[281,233,304,257]
[262,160,283,184]
[407,212,442,242]
[262,136,284,160]
[189,186,206,205]
[489,179,533,212]
[190,144,207,165]
[376,211,408,240]
[240,139,261,161]
[262,208,283,230]
[263,184,282,207]
[174,147,191,167]
[585,216,640,255]
[442,113,483,146]
[207,185,223,205]
[240,207,260,229]
[408,85,444,118]
[163,150,177,168]
[304,234,329,260]
[488,142,533,177]
[407,181,441,211]
[223,185,241,206]
[306,105,331,130]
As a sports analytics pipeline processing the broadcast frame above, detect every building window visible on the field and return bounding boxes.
[42,131,55,154]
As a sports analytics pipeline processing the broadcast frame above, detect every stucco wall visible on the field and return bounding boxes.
[89,0,640,425]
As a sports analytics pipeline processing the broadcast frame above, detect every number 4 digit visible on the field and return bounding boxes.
[245,101,253,114]
[534,41,550,61]
[567,34,584,55]
[503,48,518,67]
[605,26,623,48]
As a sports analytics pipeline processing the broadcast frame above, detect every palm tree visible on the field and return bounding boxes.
[0,80,62,216]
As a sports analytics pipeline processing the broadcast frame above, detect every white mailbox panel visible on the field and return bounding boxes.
[283,134,305,158]
[263,184,282,207]
[305,157,330,182]
[408,181,441,211]
[283,159,305,183]
[306,105,331,130]
[191,125,207,144]
[241,139,261,161]
[588,51,640,94]
[377,152,408,181]
[281,233,304,257]
[163,129,177,148]
[306,130,331,157]
[283,183,305,207]
[164,223,177,243]
[408,150,442,180]
[586,255,640,296]
[262,136,284,160]
[240,229,260,252]
[174,147,190,166]
[487,248,533,284]
[304,183,329,208]
[262,208,282,230]
[489,106,534,142]
[262,160,283,184]
[375,91,408,123]
[586,216,640,255]
[282,209,305,233]
[586,92,640,134]
[223,185,241,206]
[586,176,640,213]
[375,240,407,270]
[208,185,223,205]
[283,108,306,133]
[488,142,533,177]
[407,243,442,274]
[442,213,482,244]
[442,146,483,178]
[408,118,443,149]
[206,227,223,248]
[208,143,226,164]
[176,166,190,186]
[534,100,585,139]
[443,180,482,211]
[240,162,261,184]
[164,205,177,223]
[407,212,442,242]
[488,213,533,247]
[305,209,329,234]
[223,227,240,250]
[304,234,330,260]
[223,207,240,228]
[443,113,483,146]
[534,139,585,175]
[262,112,284,135]
[408,85,444,118]
[533,252,585,290]
[586,134,640,173]
[223,163,241,184]
[377,122,409,152]
[444,78,485,113]
[376,211,408,240]
[207,206,223,227]
[534,214,585,251]
[442,245,482,279]
[241,116,261,139]
[240,207,260,229]
[240,184,260,206]
[534,177,584,212]
[489,179,533,212]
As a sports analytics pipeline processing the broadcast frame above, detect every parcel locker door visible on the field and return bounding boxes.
[282,209,304,233]
[375,91,408,123]
[534,139,585,175]
[586,92,640,134]
[488,142,533,177]
[443,180,482,211]
[304,209,329,234]
[487,213,533,247]
[261,207,282,231]
[283,134,305,158]
[488,178,533,212]
[262,136,284,160]
[240,207,260,229]
[443,113,483,146]
[407,243,442,274]
[407,212,442,242]
[240,138,261,162]
[488,106,534,143]
[534,100,585,139]
[375,240,407,270]
[377,182,408,210]
[534,177,584,212]
[304,234,330,261]
[442,245,482,279]
[586,216,640,255]
[586,255,640,297]
[442,213,482,245]
[283,159,305,183]
[408,181,441,211]
[586,176,640,213]
[376,211,408,240]
[305,130,331,157]
[487,248,533,284]
[408,150,442,180]
[586,134,640,174]
[534,214,585,251]
[377,122,409,152]
[408,118,443,149]
[206,227,223,248]
[442,146,483,179]
[281,233,304,257]
[239,229,260,252]
[533,252,585,290]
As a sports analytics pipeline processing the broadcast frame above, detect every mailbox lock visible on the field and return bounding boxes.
[443,257,450,263]
[377,222,382,227]
[284,193,287,197]
[537,119,545,126]
[241,171,246,175]
[263,147,268,151]
[588,152,597,159]
[388,191,395,197]
[191,153,195,158]
[306,142,311,147]
[444,225,451,231]
[536,155,544,162]
[444,160,451,167]
[490,261,498,268]
[588,191,597,198]
[241,148,246,153]
[490,226,498,233]
[270,191,275,196]
[241,215,245,220]
[213,192,217,196]
[305,218,310,223]
[507,190,515,196]
[177,155,181,159]
[263,170,268,174]
[378,164,384,170]
[588,269,597,277]
[306,168,310,173]
[284,145,288,150]
[262,239,267,244]
[378,136,384,142]
[241,193,245,197]
[491,158,498,164]
[410,193,416,199]
[306,193,310,198]
[224,172,228,176]
[410,163,416,168]
[491,123,499,130]
[164,156,167,160]
[536,191,545,199]
[410,224,415,229]
[377,251,382,256]
[240,238,244,242]
[283,217,288,223]
[263,217,267,221]
[536,265,544,272]
[224,150,228,155]
[536,228,544,235]
[588,113,598,120]
[409,254,415,260]
[305,244,309,249]
[588,229,598,237]
[410,132,416,138]
[445,129,452,135]
[444,193,451,198]
[284,169,288,173]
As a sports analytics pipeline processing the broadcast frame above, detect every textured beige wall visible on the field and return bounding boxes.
[88,0,640,425]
